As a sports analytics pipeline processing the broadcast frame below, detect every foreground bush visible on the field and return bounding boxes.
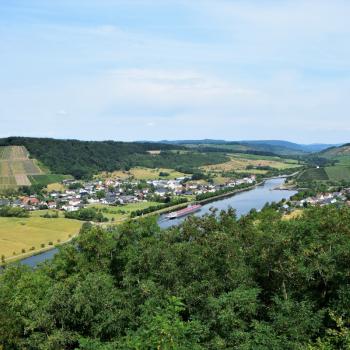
[1,206,350,349]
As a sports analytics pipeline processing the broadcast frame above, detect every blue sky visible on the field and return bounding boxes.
[1,0,349,143]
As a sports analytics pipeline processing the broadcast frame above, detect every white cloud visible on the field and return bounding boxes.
[56,109,68,116]
[1,0,350,142]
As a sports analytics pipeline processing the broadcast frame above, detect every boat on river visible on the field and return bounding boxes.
[166,204,202,219]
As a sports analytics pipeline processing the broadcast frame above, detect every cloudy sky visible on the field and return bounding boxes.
[1,0,349,143]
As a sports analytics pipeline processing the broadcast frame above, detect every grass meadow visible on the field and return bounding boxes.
[98,167,187,181]
[0,215,82,259]
[202,154,300,174]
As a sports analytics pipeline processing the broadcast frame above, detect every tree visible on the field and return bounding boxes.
[118,297,206,350]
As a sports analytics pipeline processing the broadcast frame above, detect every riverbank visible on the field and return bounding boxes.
[0,216,82,265]
[1,232,78,265]
[10,177,297,267]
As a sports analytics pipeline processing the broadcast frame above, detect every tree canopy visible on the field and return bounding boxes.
[1,206,350,349]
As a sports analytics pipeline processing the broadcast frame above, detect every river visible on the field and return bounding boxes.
[20,177,296,267]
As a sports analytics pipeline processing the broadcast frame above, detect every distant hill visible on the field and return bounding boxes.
[238,140,337,153]
[154,139,337,156]
[320,143,350,157]
[0,137,229,179]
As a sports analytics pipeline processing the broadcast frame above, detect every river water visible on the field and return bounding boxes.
[158,177,296,229]
[20,177,296,267]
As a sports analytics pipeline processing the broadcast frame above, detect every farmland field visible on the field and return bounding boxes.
[325,166,350,181]
[298,168,329,181]
[28,174,73,187]
[333,155,350,166]
[88,201,160,222]
[298,165,350,182]
[202,154,300,174]
[0,216,82,259]
[0,146,43,191]
[98,167,187,181]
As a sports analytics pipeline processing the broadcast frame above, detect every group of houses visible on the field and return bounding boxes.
[0,175,257,212]
[283,189,350,212]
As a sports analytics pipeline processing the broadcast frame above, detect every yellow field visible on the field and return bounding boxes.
[0,216,82,258]
[212,176,230,185]
[202,155,299,174]
[98,167,187,181]
[46,182,66,192]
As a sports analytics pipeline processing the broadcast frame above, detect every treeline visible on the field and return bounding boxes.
[130,198,188,218]
[64,208,108,222]
[195,145,281,157]
[0,206,29,218]
[0,137,229,179]
[2,206,350,348]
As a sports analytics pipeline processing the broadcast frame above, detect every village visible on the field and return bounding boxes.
[282,188,350,213]
[0,174,257,213]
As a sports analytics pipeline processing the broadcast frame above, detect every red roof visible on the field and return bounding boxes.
[22,197,40,205]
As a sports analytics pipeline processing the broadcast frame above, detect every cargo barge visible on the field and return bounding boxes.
[166,204,202,219]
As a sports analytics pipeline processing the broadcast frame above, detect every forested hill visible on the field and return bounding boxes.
[0,137,229,179]
[2,206,350,348]
[155,139,337,154]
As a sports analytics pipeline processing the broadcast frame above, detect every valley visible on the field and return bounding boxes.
[1,138,349,266]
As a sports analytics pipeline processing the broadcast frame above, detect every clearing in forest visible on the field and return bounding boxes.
[202,154,300,175]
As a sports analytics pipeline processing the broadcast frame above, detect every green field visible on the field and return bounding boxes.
[333,155,350,166]
[298,168,329,181]
[89,201,160,221]
[325,166,350,181]
[28,174,73,186]
[0,216,82,259]
[298,165,350,182]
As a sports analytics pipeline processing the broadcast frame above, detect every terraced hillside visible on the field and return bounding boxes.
[0,146,42,190]
[298,165,350,183]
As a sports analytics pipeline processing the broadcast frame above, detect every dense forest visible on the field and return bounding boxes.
[0,137,229,179]
[1,206,350,349]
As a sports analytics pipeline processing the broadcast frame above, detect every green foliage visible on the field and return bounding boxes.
[2,207,350,348]
[64,208,108,222]
[0,206,29,218]
[159,171,170,177]
[118,296,206,349]
[0,137,229,179]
